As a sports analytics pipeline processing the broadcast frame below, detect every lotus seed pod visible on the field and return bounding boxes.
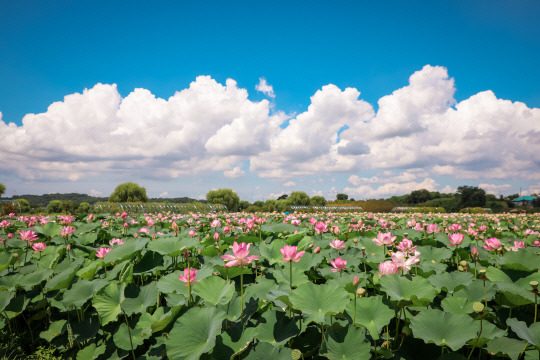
[357,287,366,297]
[291,349,302,360]
[403,233,408,237]
[531,281,539,292]
[460,260,467,266]
[458,265,464,271]
[402,326,412,336]
[473,302,485,313]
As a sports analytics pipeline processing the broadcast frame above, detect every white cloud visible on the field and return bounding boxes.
[159,191,169,198]
[223,167,245,178]
[255,78,275,98]
[344,178,440,199]
[89,189,102,196]
[479,183,512,195]
[2,66,539,200]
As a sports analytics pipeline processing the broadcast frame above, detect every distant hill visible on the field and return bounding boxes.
[1,193,204,208]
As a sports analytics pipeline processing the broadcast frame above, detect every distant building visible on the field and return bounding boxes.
[511,196,536,207]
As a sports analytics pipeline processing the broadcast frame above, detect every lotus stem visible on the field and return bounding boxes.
[467,317,482,359]
[124,312,136,360]
[353,296,357,325]
[289,261,293,318]
[240,263,244,328]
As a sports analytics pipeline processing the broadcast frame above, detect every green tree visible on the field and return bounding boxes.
[310,196,327,206]
[238,200,251,211]
[15,199,31,213]
[253,201,265,208]
[409,189,432,204]
[457,186,486,208]
[336,193,348,201]
[288,191,311,206]
[0,183,5,197]
[276,199,291,212]
[206,188,240,212]
[47,200,62,213]
[61,200,75,214]
[109,182,149,202]
[78,202,91,213]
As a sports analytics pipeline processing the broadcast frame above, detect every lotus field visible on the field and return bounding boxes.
[1,211,540,360]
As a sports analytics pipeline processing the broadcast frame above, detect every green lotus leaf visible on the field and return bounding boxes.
[113,322,151,351]
[45,265,78,292]
[76,232,98,245]
[243,278,278,303]
[0,290,15,312]
[62,278,109,308]
[33,222,61,238]
[40,319,67,342]
[486,337,528,360]
[72,315,101,342]
[345,295,394,339]
[192,275,235,306]
[507,318,540,346]
[76,259,104,279]
[0,274,23,291]
[495,282,536,305]
[76,342,107,360]
[271,264,310,288]
[92,281,125,325]
[156,272,188,296]
[147,237,185,257]
[320,325,371,360]
[485,265,513,283]
[410,308,479,351]
[119,262,134,284]
[258,239,287,265]
[244,342,293,360]
[289,282,349,325]
[121,282,158,316]
[132,250,164,274]
[213,324,258,360]
[166,306,225,360]
[501,250,540,271]
[379,274,437,302]
[454,279,496,303]
[150,304,183,333]
[428,271,474,293]
[104,238,148,264]
[19,268,53,289]
[440,296,474,314]
[416,245,452,273]
[255,309,299,346]
[466,321,506,347]
[4,293,30,319]
[0,252,16,271]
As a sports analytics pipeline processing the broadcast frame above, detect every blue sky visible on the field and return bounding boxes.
[1,1,539,201]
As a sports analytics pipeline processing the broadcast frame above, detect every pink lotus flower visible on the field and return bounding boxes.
[179,268,200,286]
[32,242,47,253]
[61,226,76,237]
[372,232,396,246]
[7,233,13,239]
[309,217,317,226]
[87,214,94,222]
[396,238,416,253]
[139,227,150,234]
[280,245,305,263]
[314,222,328,234]
[329,239,346,250]
[330,225,341,235]
[426,224,440,234]
[313,246,321,253]
[121,212,128,219]
[352,274,360,287]
[448,233,464,246]
[19,230,38,243]
[213,232,220,241]
[378,261,400,276]
[211,219,222,228]
[391,250,420,271]
[95,247,112,258]
[221,242,259,267]
[0,220,12,229]
[330,257,347,272]
[507,241,526,252]
[534,240,540,247]
[223,226,230,234]
[188,229,197,237]
[471,246,479,258]
[109,238,124,246]
[483,237,502,251]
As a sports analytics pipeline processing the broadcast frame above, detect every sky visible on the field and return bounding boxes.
[1,0,539,202]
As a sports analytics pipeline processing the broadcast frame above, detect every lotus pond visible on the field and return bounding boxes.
[0,211,539,359]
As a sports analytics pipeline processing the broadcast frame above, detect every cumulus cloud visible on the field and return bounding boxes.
[255,78,275,98]
[89,189,102,196]
[223,167,245,178]
[479,183,512,195]
[159,191,169,198]
[2,65,539,199]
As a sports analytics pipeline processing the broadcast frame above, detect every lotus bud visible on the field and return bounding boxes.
[402,325,412,336]
[309,243,314,248]
[314,246,320,253]
[352,275,360,287]
[458,265,464,271]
